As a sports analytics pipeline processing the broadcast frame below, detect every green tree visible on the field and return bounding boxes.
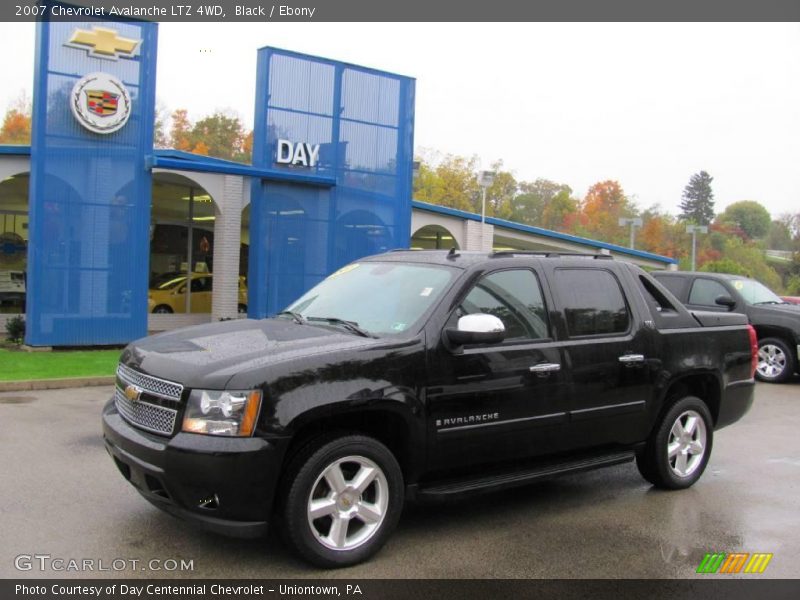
[541,188,578,231]
[679,171,715,225]
[700,258,748,276]
[413,154,481,212]
[191,111,248,162]
[508,179,572,227]
[719,200,771,240]
[484,161,517,220]
[766,218,793,251]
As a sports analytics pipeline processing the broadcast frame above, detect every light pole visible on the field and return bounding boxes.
[479,171,495,223]
[479,171,495,251]
[685,224,708,271]
[618,217,643,249]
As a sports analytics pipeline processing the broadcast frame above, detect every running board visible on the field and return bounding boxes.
[415,451,635,501]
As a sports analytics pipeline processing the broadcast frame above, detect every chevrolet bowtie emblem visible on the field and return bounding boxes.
[65,27,141,61]
[124,384,143,403]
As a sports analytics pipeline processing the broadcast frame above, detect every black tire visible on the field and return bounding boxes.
[152,305,173,314]
[238,304,247,315]
[636,396,713,490]
[278,434,404,568]
[755,337,795,383]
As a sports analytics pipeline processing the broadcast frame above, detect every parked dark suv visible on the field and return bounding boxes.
[652,271,800,383]
[104,251,756,567]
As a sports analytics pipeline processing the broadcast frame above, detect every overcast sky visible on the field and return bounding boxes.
[2,22,799,218]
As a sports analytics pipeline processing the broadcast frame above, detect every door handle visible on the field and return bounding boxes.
[618,354,645,364]
[530,363,561,375]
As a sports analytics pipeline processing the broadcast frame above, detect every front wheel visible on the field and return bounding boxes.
[279,434,404,568]
[756,337,794,383]
[636,396,713,490]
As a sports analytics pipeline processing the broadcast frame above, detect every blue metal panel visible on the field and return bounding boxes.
[249,48,415,317]
[26,20,158,346]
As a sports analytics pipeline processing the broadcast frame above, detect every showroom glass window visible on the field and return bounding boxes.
[0,174,28,314]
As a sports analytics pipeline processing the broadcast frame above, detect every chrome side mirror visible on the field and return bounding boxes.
[446,313,505,346]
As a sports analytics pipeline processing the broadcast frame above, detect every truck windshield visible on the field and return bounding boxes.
[733,279,784,305]
[284,262,456,337]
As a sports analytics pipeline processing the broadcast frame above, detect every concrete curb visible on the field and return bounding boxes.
[0,376,116,392]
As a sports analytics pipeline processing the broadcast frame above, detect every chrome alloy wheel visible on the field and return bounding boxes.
[667,410,707,478]
[307,455,389,551]
[757,343,787,379]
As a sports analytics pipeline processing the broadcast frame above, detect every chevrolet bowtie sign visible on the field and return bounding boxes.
[276,139,321,168]
[64,26,141,61]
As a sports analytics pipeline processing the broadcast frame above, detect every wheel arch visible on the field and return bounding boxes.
[753,324,796,352]
[656,371,722,427]
[281,404,422,485]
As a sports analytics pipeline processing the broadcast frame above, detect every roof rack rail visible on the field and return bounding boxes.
[490,250,614,260]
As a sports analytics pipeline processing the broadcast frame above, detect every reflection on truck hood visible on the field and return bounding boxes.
[121,318,382,390]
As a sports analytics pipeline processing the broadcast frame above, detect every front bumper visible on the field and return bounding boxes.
[102,398,289,538]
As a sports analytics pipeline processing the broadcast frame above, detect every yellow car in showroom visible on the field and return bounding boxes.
[148,273,248,314]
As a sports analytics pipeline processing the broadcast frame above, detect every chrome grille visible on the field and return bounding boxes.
[117,363,183,401]
[114,387,178,436]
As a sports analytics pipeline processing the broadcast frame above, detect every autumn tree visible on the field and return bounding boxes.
[0,94,32,144]
[169,108,193,151]
[679,171,715,225]
[575,180,637,245]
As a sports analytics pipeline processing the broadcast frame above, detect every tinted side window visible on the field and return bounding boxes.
[554,269,630,337]
[654,276,686,299]
[459,269,549,341]
[688,278,728,306]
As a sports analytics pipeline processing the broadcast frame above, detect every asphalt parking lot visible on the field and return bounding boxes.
[1,381,798,579]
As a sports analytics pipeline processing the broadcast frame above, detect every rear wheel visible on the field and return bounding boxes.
[636,396,713,490]
[237,304,247,315]
[756,337,794,383]
[279,434,403,568]
[152,305,173,314]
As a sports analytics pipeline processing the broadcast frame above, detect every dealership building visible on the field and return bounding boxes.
[0,20,676,347]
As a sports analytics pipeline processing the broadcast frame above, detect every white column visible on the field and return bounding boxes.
[464,220,494,252]
[211,175,245,321]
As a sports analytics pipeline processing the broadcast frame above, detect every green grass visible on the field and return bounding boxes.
[0,348,121,381]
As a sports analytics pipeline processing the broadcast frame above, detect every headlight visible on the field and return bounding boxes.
[182,389,262,437]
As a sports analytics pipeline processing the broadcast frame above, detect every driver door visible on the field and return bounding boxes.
[426,267,571,471]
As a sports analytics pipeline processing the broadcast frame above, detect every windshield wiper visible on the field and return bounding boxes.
[276,310,307,324]
[306,317,375,338]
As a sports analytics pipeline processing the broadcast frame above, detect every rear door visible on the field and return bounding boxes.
[547,265,656,450]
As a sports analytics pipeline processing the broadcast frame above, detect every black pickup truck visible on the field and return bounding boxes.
[103,251,756,567]
[652,270,800,383]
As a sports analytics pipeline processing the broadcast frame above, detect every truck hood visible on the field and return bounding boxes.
[120,318,382,390]
[748,303,800,334]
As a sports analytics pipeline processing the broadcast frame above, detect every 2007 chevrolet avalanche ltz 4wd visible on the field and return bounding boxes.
[103,251,756,567]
